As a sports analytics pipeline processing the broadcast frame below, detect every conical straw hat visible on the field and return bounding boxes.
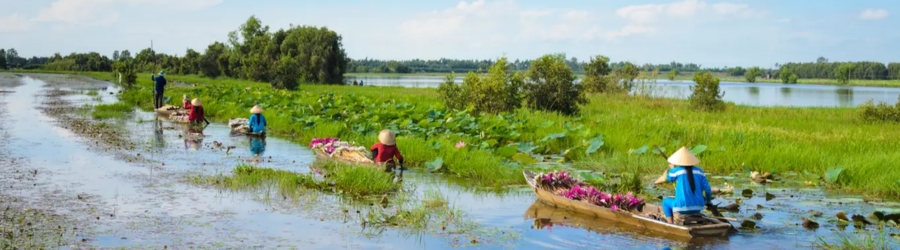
[378,129,396,146]
[191,98,202,106]
[250,105,263,114]
[667,146,700,166]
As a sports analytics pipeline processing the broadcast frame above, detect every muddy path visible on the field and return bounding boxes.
[1,72,899,249]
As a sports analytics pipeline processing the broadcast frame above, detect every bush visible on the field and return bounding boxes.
[614,62,640,92]
[437,57,522,114]
[780,67,799,84]
[744,67,761,83]
[689,71,725,111]
[437,73,466,110]
[582,55,619,93]
[524,54,587,115]
[860,95,900,122]
[112,60,138,89]
[667,69,678,80]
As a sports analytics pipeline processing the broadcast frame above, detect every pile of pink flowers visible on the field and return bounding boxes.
[535,170,645,212]
[309,137,340,154]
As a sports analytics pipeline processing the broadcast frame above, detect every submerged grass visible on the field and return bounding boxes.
[193,162,399,197]
[91,102,132,120]
[65,71,900,196]
[815,229,899,250]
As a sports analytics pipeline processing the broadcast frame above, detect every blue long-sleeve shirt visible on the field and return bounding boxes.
[666,166,712,213]
[152,75,167,92]
[249,113,267,133]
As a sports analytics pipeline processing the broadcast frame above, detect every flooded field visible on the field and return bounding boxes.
[346,76,900,108]
[1,72,898,249]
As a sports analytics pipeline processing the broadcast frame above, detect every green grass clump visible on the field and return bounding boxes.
[815,230,898,250]
[326,162,399,196]
[85,90,99,96]
[91,102,133,120]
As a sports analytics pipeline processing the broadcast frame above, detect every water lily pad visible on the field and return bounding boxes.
[742,189,753,198]
[425,157,444,172]
[585,135,604,155]
[540,132,566,142]
[632,145,649,155]
[512,153,537,165]
[824,167,843,184]
[765,193,776,201]
[651,146,666,155]
[517,142,540,154]
[497,146,517,157]
[689,145,708,155]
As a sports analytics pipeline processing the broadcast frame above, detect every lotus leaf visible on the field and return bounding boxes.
[425,157,444,172]
[825,167,843,184]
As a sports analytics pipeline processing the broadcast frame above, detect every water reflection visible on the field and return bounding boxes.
[181,124,205,151]
[748,86,760,104]
[836,88,854,107]
[249,136,266,156]
[153,118,166,149]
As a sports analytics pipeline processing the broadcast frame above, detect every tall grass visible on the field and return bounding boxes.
[91,102,133,120]
[69,71,900,196]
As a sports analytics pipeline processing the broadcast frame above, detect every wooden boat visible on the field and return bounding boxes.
[155,105,186,117]
[523,170,732,240]
[312,147,391,171]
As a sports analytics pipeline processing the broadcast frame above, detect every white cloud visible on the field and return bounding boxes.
[0,14,30,32]
[34,0,119,26]
[606,0,763,40]
[126,0,223,10]
[33,0,223,26]
[859,9,888,20]
[397,0,606,55]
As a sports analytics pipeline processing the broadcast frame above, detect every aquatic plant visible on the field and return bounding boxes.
[533,170,584,190]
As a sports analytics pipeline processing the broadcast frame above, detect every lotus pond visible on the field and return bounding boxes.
[1,72,899,249]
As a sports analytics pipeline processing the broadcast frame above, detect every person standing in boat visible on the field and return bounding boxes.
[248,105,267,134]
[653,146,713,224]
[152,71,167,109]
[370,130,404,170]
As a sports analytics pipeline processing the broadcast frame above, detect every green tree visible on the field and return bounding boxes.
[524,54,587,115]
[835,63,855,85]
[199,42,227,78]
[744,67,762,83]
[667,69,678,80]
[271,55,301,90]
[780,67,798,84]
[689,71,725,111]
[0,49,6,70]
[615,62,640,92]
[112,59,138,89]
[582,55,614,93]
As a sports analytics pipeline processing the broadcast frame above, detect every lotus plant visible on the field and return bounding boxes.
[533,170,584,190]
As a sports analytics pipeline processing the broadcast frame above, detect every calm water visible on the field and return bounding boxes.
[347,76,900,107]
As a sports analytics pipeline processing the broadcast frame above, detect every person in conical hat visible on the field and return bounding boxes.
[653,146,713,224]
[370,129,404,170]
[182,94,192,110]
[185,98,206,125]
[248,105,267,134]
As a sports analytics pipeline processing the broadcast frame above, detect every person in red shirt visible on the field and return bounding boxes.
[370,129,404,170]
[181,94,193,110]
[184,98,206,125]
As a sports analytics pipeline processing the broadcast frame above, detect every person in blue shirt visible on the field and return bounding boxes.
[248,105,267,134]
[151,71,167,109]
[653,146,713,224]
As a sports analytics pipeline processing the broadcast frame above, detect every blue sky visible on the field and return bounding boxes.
[1,0,897,68]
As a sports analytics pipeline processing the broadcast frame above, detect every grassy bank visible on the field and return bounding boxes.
[42,71,900,196]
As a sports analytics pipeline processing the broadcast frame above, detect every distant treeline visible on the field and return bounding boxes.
[4,29,900,84]
[348,58,709,74]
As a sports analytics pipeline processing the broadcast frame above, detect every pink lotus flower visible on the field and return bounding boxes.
[610,205,619,211]
[455,141,466,148]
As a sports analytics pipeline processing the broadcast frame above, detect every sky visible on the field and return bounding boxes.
[0,0,898,68]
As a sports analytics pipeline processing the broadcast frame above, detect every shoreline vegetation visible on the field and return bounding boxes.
[14,70,900,198]
[344,72,900,88]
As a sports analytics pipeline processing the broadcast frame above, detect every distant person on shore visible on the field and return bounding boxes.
[152,71,167,109]
[653,147,713,224]
[353,80,358,86]
[370,130,404,170]
[248,105,267,134]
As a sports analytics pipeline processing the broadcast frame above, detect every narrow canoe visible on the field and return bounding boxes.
[312,147,391,171]
[523,170,732,240]
[155,105,186,117]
